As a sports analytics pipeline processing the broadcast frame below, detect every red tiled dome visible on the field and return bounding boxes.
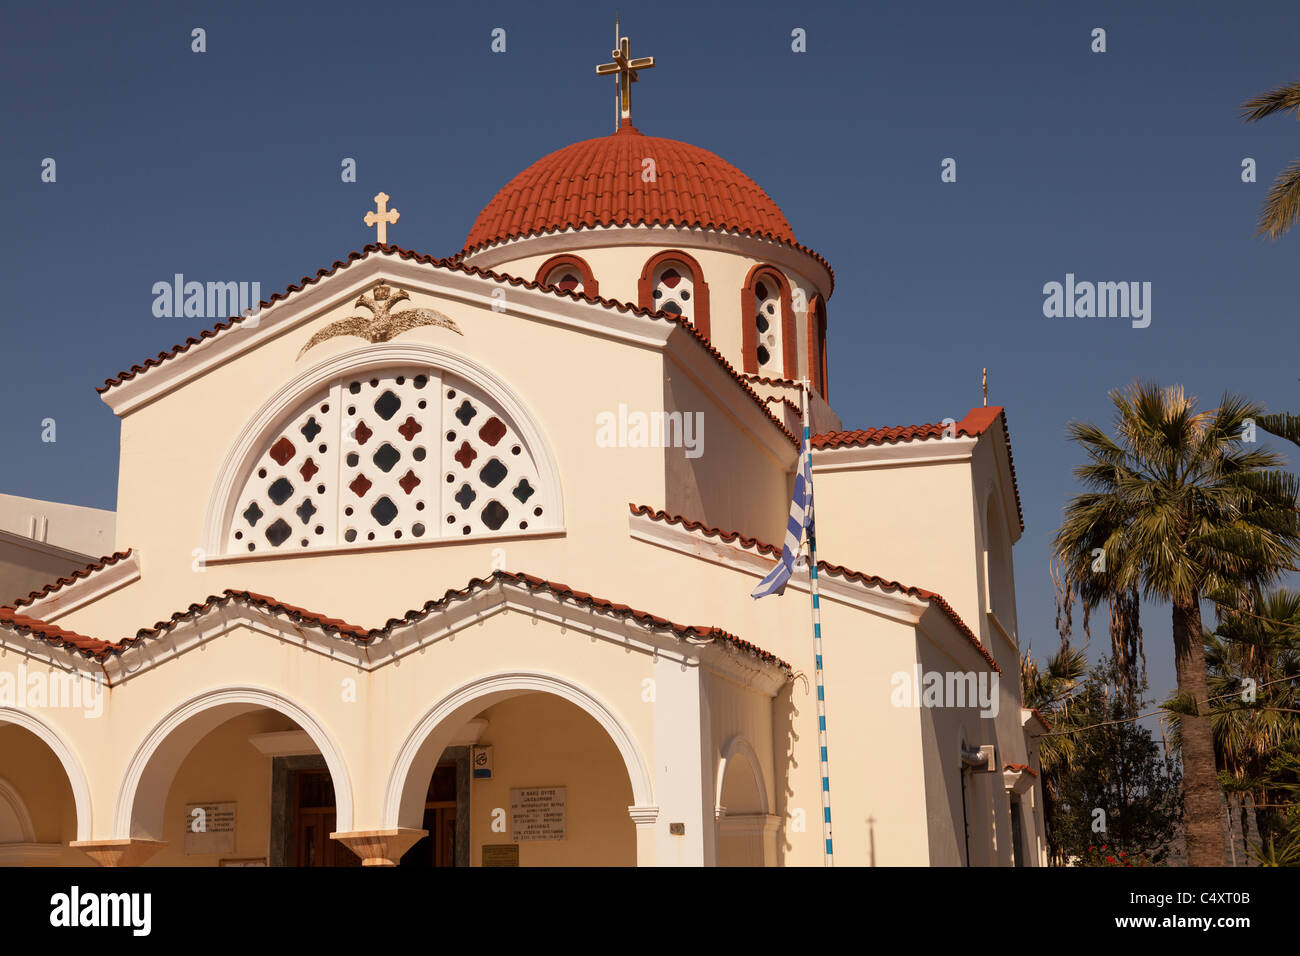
[464,125,796,252]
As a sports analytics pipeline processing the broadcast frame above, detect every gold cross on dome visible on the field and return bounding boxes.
[596,30,655,128]
[364,192,400,244]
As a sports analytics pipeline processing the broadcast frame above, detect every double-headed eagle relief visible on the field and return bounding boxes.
[297,283,462,358]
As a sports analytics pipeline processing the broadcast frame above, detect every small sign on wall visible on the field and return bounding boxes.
[481,844,519,867]
[510,787,566,842]
[472,745,493,779]
[184,802,236,855]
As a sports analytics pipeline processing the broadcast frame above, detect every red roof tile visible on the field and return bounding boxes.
[812,407,1024,532]
[1004,763,1039,778]
[1,571,789,670]
[742,373,801,388]
[628,504,1001,674]
[0,606,117,658]
[11,549,133,609]
[463,126,832,288]
[811,406,1004,449]
[96,245,797,448]
[765,396,801,417]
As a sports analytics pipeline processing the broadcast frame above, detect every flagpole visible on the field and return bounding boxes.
[801,379,834,867]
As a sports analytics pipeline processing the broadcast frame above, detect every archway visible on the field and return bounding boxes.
[0,721,83,864]
[385,671,652,866]
[0,709,91,847]
[115,687,353,865]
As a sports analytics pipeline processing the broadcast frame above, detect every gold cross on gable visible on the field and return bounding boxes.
[596,31,655,128]
[364,191,400,244]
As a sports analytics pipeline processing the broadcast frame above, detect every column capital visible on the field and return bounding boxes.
[331,828,427,866]
[627,805,660,827]
[71,839,167,867]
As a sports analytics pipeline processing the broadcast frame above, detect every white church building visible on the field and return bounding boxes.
[0,36,1046,867]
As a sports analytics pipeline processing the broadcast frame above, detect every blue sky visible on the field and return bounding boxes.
[2,0,1298,705]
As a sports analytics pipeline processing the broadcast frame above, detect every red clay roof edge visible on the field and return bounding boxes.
[10,549,134,609]
[628,503,1002,675]
[812,407,1025,532]
[0,570,789,670]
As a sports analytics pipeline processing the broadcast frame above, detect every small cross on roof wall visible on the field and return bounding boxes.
[364,192,400,244]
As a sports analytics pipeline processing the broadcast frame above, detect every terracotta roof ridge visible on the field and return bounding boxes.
[1,571,790,670]
[0,605,118,659]
[812,407,1024,532]
[96,245,798,448]
[764,396,801,417]
[812,406,1005,448]
[628,503,1002,674]
[1004,762,1039,778]
[742,373,801,387]
[11,549,134,609]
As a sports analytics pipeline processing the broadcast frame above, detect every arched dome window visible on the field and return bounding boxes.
[535,254,598,298]
[742,266,795,378]
[637,250,710,340]
[807,294,828,397]
[211,350,561,556]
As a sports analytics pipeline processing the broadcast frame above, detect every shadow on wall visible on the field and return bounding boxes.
[773,678,798,866]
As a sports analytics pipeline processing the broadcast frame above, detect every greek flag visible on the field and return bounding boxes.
[752,431,813,599]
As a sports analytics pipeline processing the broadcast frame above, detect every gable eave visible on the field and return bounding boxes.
[97,245,673,417]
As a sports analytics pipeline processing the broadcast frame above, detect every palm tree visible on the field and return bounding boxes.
[1205,589,1300,855]
[1055,382,1300,866]
[1021,646,1089,864]
[1242,80,1300,239]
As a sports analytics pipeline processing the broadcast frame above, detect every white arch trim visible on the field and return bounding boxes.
[202,342,566,552]
[114,686,353,838]
[383,670,653,827]
[0,708,93,842]
[715,734,769,817]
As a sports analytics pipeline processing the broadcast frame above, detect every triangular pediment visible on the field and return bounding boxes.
[99,246,670,416]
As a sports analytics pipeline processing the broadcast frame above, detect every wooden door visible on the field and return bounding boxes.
[292,769,361,867]
[399,762,459,867]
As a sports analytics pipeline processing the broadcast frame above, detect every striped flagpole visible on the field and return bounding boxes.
[801,379,833,867]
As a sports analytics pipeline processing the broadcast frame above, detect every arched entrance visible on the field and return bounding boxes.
[386,671,652,866]
[0,711,87,865]
[115,687,353,866]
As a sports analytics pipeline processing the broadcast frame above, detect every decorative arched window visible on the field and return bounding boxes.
[637,250,710,340]
[211,349,561,556]
[741,266,796,378]
[535,255,598,298]
[806,294,828,398]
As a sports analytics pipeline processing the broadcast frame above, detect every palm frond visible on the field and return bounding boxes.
[1257,158,1300,240]
[1260,412,1300,449]
[1241,80,1300,122]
